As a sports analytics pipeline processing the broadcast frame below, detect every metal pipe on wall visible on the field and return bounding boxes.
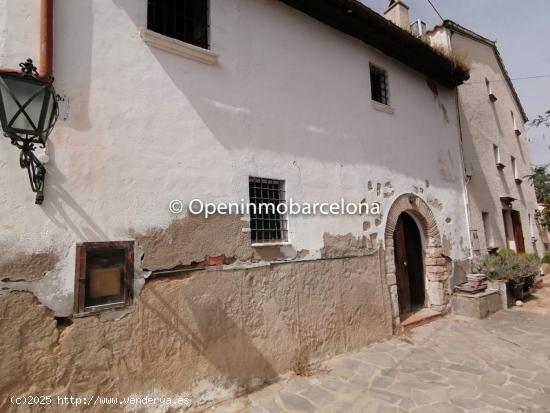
[0,0,53,76]
[39,0,54,79]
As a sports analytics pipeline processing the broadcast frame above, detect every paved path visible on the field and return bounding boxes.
[209,281,550,413]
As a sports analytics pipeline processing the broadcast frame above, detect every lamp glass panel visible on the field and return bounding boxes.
[3,77,45,132]
[0,75,57,138]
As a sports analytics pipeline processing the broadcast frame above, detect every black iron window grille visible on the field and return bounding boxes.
[147,0,209,49]
[249,177,288,243]
[370,63,389,105]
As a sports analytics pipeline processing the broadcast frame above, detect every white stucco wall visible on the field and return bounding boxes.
[0,0,471,315]
[430,27,541,256]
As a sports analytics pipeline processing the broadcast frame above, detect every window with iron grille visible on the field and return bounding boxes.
[249,177,288,243]
[147,0,209,49]
[370,64,390,105]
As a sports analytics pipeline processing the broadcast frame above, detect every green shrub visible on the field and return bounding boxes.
[481,249,540,283]
[542,254,550,264]
[481,249,520,282]
[517,253,540,278]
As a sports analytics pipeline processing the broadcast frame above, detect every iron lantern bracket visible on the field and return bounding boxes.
[0,59,58,205]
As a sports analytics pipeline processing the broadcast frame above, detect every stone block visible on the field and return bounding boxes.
[426,247,445,257]
[426,269,448,282]
[427,280,448,306]
[452,290,502,319]
[487,280,513,309]
[425,257,447,266]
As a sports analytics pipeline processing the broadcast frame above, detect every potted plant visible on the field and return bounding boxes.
[481,249,525,304]
[481,249,543,303]
[517,253,540,296]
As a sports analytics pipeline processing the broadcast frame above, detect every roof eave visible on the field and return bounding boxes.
[439,20,528,123]
[279,0,469,89]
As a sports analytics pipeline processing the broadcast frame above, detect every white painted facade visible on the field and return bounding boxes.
[0,0,471,316]
[428,23,543,256]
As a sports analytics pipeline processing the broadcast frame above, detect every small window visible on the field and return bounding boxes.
[511,111,521,136]
[75,241,134,313]
[249,177,288,244]
[512,156,522,183]
[493,144,504,169]
[370,64,390,105]
[147,0,209,49]
[486,78,497,102]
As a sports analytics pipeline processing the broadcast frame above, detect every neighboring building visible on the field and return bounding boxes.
[0,0,469,407]
[428,21,543,257]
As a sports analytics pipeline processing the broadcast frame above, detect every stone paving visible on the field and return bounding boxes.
[209,281,550,412]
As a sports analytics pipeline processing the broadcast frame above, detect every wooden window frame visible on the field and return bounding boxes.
[74,241,134,314]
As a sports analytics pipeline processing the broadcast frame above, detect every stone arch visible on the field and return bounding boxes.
[384,194,449,329]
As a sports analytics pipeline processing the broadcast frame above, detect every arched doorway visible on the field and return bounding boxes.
[394,212,425,316]
[384,194,450,330]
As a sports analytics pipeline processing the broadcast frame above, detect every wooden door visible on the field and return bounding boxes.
[511,210,525,253]
[394,216,411,315]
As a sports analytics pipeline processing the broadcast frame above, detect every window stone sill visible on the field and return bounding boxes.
[251,242,292,248]
[371,100,395,114]
[140,28,219,65]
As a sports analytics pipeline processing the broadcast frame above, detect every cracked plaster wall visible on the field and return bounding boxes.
[1,251,391,411]
[0,0,471,403]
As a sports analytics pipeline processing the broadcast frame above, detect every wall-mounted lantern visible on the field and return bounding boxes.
[0,59,59,204]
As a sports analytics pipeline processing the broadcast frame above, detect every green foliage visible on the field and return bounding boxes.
[481,249,540,283]
[542,253,550,264]
[527,165,550,230]
[528,165,550,204]
[517,253,541,278]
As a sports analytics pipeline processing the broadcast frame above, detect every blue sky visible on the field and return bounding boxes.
[364,0,550,166]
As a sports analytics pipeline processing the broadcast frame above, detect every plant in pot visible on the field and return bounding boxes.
[517,253,540,295]
[482,249,524,301]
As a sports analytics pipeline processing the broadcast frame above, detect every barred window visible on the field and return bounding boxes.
[370,63,389,105]
[147,0,209,49]
[249,177,288,243]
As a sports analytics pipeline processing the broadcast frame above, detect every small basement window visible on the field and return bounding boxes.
[147,0,209,49]
[249,177,288,244]
[75,241,134,313]
[370,63,390,105]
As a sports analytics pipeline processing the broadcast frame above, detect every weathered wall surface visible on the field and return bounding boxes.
[0,0,471,316]
[429,27,542,256]
[0,0,470,407]
[0,252,391,412]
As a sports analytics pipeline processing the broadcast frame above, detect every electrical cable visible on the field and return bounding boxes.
[426,0,444,22]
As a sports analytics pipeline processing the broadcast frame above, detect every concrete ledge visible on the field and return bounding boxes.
[140,29,219,65]
[452,290,502,319]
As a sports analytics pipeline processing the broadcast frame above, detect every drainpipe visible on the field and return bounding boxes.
[455,88,474,262]
[39,0,54,80]
[0,0,53,77]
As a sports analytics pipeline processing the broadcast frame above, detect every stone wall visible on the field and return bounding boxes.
[0,251,391,412]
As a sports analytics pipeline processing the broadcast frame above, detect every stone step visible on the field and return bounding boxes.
[401,308,442,330]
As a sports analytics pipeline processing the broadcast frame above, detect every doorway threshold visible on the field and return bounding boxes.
[401,308,442,330]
